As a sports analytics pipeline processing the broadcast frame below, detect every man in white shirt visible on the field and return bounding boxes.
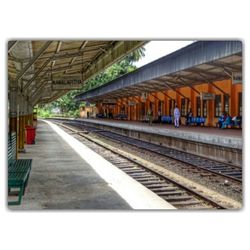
[174,105,180,128]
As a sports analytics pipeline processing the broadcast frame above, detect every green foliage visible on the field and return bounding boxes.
[37,108,52,118]
[83,58,137,92]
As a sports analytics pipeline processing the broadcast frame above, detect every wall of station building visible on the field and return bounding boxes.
[96,79,242,127]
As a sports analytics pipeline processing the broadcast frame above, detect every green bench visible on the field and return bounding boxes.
[8,133,32,205]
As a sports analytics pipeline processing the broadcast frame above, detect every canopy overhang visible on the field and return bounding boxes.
[75,41,242,103]
[8,40,146,105]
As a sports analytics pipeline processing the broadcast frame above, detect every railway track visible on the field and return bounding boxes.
[52,120,228,209]
[60,119,242,183]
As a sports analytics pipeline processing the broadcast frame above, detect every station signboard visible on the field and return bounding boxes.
[232,72,242,84]
[51,75,82,90]
[200,92,215,100]
[128,101,136,106]
[102,99,117,104]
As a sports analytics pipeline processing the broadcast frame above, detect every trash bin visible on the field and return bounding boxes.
[25,126,36,144]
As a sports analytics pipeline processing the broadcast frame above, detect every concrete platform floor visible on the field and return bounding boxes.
[76,118,242,149]
[10,120,174,210]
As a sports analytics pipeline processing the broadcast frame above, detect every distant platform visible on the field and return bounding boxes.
[76,118,242,149]
[73,118,242,167]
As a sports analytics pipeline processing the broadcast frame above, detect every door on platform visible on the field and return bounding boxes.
[203,100,207,117]
[150,102,155,119]
[129,106,135,120]
[238,92,242,116]
[158,100,164,114]
[214,95,222,117]
[224,94,230,115]
[141,102,146,121]
[196,97,201,117]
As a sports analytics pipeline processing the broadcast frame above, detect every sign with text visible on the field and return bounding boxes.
[200,92,215,100]
[52,75,82,84]
[232,72,242,84]
[102,99,117,104]
[128,101,136,106]
[51,75,82,90]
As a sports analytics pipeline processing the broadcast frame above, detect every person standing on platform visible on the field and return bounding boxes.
[158,110,162,123]
[186,109,193,125]
[148,108,153,126]
[174,105,180,128]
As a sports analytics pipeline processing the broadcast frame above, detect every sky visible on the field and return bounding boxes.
[133,40,194,68]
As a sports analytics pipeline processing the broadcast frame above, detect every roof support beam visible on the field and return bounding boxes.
[132,96,141,103]
[195,72,230,96]
[40,90,67,104]
[178,77,200,95]
[83,41,146,82]
[17,41,52,80]
[23,59,52,92]
[30,80,50,102]
[185,68,224,79]
[8,41,18,53]
[167,84,189,100]
[209,82,230,96]
[149,93,161,101]
[205,61,241,72]
[160,91,174,100]
[157,79,189,100]
[64,41,88,74]
[52,41,62,67]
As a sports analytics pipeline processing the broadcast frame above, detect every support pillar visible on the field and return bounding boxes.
[18,93,25,152]
[9,84,18,133]
[9,81,19,158]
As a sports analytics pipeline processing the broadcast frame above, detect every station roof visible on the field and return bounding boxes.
[75,41,242,102]
[8,40,145,105]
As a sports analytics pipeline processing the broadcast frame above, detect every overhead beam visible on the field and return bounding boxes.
[40,90,68,104]
[185,68,224,79]
[83,41,146,82]
[23,41,64,92]
[160,90,174,100]
[17,41,53,80]
[30,80,49,101]
[23,59,52,92]
[177,77,201,95]
[205,61,242,72]
[194,72,229,96]
[52,41,62,67]
[65,41,88,74]
[209,82,230,96]
[150,93,161,101]
[8,41,18,53]
[158,79,189,100]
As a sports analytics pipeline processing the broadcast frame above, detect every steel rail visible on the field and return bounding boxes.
[51,119,228,209]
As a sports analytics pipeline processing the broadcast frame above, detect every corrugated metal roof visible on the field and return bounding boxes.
[75,40,242,102]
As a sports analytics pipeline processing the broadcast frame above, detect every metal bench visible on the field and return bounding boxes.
[8,133,32,205]
[189,117,206,126]
[161,115,172,124]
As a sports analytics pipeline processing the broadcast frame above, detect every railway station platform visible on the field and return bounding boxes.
[11,120,174,209]
[74,118,242,167]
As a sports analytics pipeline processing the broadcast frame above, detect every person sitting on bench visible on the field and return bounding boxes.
[232,114,242,128]
[218,112,226,128]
